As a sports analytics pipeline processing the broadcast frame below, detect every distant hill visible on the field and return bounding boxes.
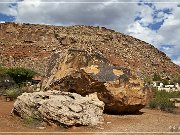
[0,22,179,79]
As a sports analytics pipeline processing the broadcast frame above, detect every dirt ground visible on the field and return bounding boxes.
[0,99,180,135]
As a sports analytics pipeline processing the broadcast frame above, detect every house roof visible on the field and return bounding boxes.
[32,75,42,81]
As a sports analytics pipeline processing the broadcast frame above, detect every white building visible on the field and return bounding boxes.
[153,81,180,92]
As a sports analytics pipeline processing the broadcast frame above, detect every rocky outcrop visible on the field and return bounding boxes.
[42,49,152,113]
[13,91,104,127]
[0,22,179,78]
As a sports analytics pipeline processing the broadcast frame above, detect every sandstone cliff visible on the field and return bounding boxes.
[0,22,179,78]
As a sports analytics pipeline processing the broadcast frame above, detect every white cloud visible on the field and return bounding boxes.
[137,4,154,26]
[126,21,163,47]
[158,6,180,45]
[15,0,139,32]
[126,3,180,65]
[155,5,180,64]
[0,0,17,16]
[173,56,180,65]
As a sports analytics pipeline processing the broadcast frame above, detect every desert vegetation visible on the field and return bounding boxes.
[145,73,180,85]
[0,65,38,100]
[6,67,37,86]
[149,88,180,112]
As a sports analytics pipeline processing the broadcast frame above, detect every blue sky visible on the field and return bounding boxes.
[0,13,15,22]
[0,0,180,65]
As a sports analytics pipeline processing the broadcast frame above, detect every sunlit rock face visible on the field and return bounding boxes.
[41,49,152,113]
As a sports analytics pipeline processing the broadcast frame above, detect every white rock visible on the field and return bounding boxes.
[13,91,104,127]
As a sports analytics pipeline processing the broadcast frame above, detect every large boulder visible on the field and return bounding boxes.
[13,91,104,126]
[41,49,152,113]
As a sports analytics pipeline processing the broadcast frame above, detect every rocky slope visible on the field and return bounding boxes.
[0,22,179,78]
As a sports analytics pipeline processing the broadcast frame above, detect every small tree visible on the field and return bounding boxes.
[172,75,180,84]
[144,77,152,85]
[152,73,161,81]
[6,67,37,85]
[4,87,22,100]
[162,79,169,85]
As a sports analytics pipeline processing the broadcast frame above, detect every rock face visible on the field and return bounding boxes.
[42,49,152,113]
[13,91,104,126]
[0,22,179,78]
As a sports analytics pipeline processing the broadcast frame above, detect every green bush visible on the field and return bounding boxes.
[152,73,161,81]
[159,100,175,112]
[172,75,180,84]
[23,116,42,127]
[149,99,158,109]
[3,85,37,100]
[144,77,152,85]
[4,87,22,100]
[162,79,169,85]
[149,89,180,112]
[6,67,37,85]
[23,115,44,127]
[0,65,7,75]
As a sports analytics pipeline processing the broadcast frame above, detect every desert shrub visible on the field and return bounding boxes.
[144,77,152,85]
[159,100,175,112]
[4,87,22,100]
[0,65,7,75]
[172,75,180,84]
[24,116,35,124]
[6,67,37,85]
[149,89,180,112]
[24,116,43,127]
[3,85,37,100]
[149,99,158,109]
[162,79,169,85]
[152,73,161,81]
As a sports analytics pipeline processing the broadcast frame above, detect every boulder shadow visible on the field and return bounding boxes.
[103,110,145,115]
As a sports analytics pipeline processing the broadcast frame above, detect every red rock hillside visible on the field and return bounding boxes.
[0,22,179,79]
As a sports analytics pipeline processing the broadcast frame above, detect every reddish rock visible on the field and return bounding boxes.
[0,22,179,78]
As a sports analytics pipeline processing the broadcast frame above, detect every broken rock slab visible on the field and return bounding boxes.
[13,91,104,127]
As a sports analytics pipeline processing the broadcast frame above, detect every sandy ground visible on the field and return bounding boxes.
[0,99,180,135]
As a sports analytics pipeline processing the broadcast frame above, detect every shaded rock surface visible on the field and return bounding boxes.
[42,49,152,113]
[13,91,104,126]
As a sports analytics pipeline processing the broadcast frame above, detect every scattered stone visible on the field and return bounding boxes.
[37,127,46,130]
[96,127,104,130]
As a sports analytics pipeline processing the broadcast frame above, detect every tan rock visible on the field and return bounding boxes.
[42,49,152,113]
